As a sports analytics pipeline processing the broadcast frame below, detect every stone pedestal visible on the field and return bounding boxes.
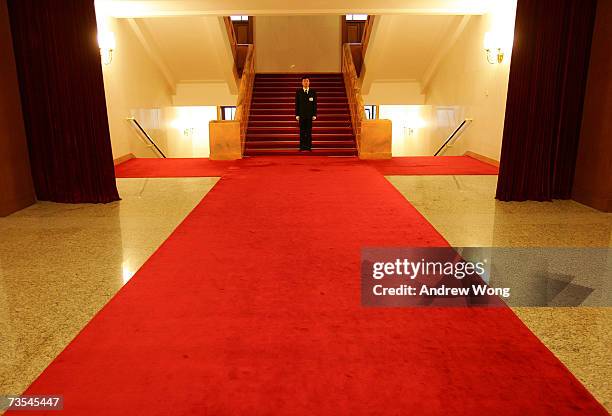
[359,119,392,159]
[209,121,242,160]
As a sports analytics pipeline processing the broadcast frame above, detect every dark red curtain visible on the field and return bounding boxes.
[7,0,119,203]
[496,0,597,201]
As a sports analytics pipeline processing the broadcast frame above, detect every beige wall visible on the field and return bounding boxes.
[424,2,516,160]
[173,82,237,106]
[379,105,434,156]
[572,0,612,212]
[363,81,425,105]
[165,106,217,158]
[99,17,237,159]
[255,15,341,73]
[99,17,174,158]
[0,0,35,215]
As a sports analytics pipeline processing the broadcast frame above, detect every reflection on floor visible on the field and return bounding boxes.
[387,175,612,247]
[0,177,218,396]
[388,174,612,411]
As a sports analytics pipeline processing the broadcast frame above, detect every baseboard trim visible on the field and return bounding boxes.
[210,153,242,160]
[359,152,392,160]
[464,151,499,167]
[114,153,135,166]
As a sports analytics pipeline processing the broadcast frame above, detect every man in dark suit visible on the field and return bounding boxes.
[295,75,317,151]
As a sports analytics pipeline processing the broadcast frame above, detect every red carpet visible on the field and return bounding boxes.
[115,156,497,178]
[14,157,605,415]
[368,155,499,175]
[244,73,357,156]
[114,158,234,177]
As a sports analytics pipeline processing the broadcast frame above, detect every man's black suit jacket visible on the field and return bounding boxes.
[295,88,317,117]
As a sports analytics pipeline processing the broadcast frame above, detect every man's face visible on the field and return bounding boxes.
[302,78,310,89]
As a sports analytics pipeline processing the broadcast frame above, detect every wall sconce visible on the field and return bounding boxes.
[484,32,504,64]
[97,31,116,65]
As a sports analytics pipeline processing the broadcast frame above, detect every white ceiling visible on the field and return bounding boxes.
[96,0,491,17]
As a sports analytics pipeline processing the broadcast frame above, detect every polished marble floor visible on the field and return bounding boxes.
[0,177,218,397]
[388,175,612,248]
[388,175,612,410]
[1,174,610,412]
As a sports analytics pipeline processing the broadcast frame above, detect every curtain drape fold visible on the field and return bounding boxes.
[8,0,119,203]
[496,0,597,201]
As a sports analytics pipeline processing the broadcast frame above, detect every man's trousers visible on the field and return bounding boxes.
[299,117,313,150]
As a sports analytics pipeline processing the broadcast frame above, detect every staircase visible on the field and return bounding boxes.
[244,73,357,156]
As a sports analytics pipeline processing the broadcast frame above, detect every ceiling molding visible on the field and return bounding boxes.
[96,0,489,18]
[368,78,421,83]
[178,79,228,84]
[204,16,239,94]
[420,15,471,94]
[360,14,389,95]
[126,18,177,93]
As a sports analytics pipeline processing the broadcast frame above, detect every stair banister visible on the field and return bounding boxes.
[235,44,255,153]
[342,43,392,159]
[209,44,255,160]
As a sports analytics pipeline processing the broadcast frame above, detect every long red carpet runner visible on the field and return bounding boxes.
[244,73,357,156]
[14,157,604,415]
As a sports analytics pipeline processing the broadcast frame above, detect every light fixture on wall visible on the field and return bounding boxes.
[97,30,116,65]
[484,32,504,64]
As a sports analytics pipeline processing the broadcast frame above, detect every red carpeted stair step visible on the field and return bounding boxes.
[247,133,354,140]
[254,85,345,90]
[252,98,348,103]
[244,148,357,156]
[253,102,349,105]
[246,140,356,149]
[252,98,349,102]
[254,87,345,92]
[254,74,343,79]
[250,110,350,116]
[250,107,349,111]
[249,121,351,127]
[253,90,346,93]
[247,127,352,134]
[245,72,357,157]
[249,113,349,118]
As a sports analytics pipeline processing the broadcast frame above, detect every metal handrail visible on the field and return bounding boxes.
[127,117,166,158]
[434,118,472,156]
